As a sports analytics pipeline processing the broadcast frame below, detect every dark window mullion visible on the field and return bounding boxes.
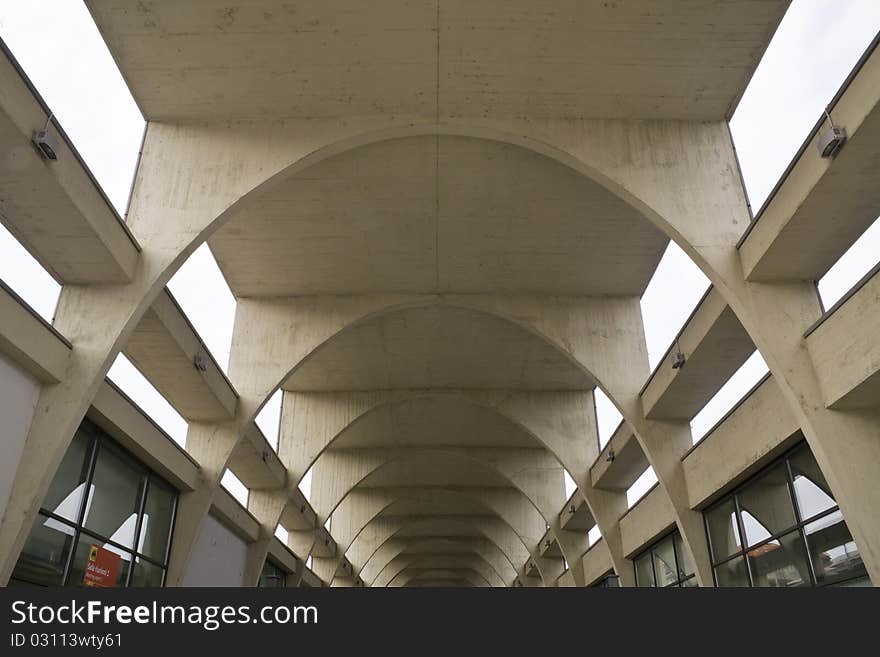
[784,457,818,586]
[733,495,754,586]
[650,546,658,588]
[62,434,100,586]
[126,472,151,587]
[161,491,179,569]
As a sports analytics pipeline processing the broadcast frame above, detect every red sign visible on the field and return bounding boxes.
[83,545,121,588]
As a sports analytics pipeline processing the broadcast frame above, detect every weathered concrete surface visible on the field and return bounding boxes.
[85,0,788,121]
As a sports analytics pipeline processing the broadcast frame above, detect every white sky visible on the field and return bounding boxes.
[1,1,879,510]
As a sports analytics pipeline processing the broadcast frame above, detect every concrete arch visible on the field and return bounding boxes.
[392,566,491,589]
[310,438,567,520]
[272,386,602,577]
[307,447,563,581]
[311,459,547,579]
[333,487,552,586]
[381,554,502,588]
[358,524,522,588]
[372,538,511,588]
[230,284,720,585]
[340,515,521,587]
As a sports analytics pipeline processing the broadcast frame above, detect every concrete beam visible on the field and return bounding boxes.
[806,267,880,409]
[619,485,675,558]
[559,494,594,532]
[591,422,648,491]
[581,541,614,586]
[739,37,880,282]
[0,282,70,383]
[228,423,285,490]
[125,290,238,421]
[0,40,138,284]
[556,570,577,587]
[640,288,754,420]
[683,376,800,508]
[279,489,317,532]
[89,380,200,492]
[538,530,564,559]
[85,0,787,122]
[211,486,261,544]
[266,537,300,580]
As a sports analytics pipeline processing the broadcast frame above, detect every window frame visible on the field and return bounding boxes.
[18,420,178,587]
[258,558,288,588]
[632,529,697,588]
[704,440,866,588]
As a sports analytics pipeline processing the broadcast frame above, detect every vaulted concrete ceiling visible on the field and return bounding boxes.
[283,306,591,391]
[82,0,793,586]
[86,0,789,121]
[356,454,515,489]
[328,397,542,449]
[210,136,667,297]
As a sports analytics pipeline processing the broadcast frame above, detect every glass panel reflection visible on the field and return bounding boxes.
[140,478,176,562]
[83,443,145,548]
[44,428,92,523]
[635,553,654,587]
[652,536,677,587]
[706,498,741,559]
[737,463,796,546]
[747,530,810,587]
[789,448,836,521]
[714,556,749,587]
[11,513,74,586]
[131,559,165,587]
[805,511,867,586]
[674,531,694,579]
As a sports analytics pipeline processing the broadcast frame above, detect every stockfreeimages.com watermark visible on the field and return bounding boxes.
[11,600,317,632]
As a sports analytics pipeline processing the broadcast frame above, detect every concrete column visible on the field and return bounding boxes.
[242,490,291,587]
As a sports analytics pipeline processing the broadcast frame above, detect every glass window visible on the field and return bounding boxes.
[259,560,287,588]
[634,552,654,587]
[10,513,75,586]
[674,531,695,579]
[737,463,796,545]
[789,446,836,521]
[140,477,176,562]
[704,441,871,587]
[714,556,749,587]
[747,530,810,588]
[12,419,178,588]
[67,533,131,588]
[804,511,867,586]
[633,530,697,587]
[652,536,678,587]
[130,559,166,587]
[83,443,146,548]
[706,497,741,560]
[43,428,93,524]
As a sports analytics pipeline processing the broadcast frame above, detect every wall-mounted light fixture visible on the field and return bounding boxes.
[32,113,58,160]
[606,448,616,463]
[193,352,208,372]
[817,107,847,158]
[671,351,686,369]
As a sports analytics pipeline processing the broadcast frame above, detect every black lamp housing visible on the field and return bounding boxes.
[32,129,58,160]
